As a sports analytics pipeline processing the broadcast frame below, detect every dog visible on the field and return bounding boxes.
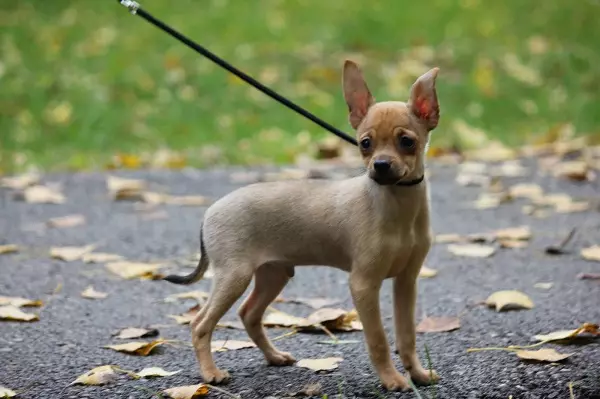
[163,59,441,391]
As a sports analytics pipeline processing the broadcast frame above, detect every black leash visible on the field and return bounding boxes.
[115,0,357,147]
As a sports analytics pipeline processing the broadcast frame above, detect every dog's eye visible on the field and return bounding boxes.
[360,138,371,150]
[399,136,416,150]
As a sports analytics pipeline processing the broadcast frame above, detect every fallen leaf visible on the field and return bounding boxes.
[447,243,496,258]
[0,305,39,322]
[168,304,201,325]
[581,246,600,262]
[81,286,108,299]
[0,245,19,255]
[81,252,125,264]
[71,365,117,386]
[554,201,590,213]
[263,311,309,328]
[297,308,362,331]
[416,316,460,333]
[114,327,159,340]
[0,296,42,307]
[553,161,594,182]
[105,261,165,279]
[419,267,438,278]
[533,323,599,343]
[16,185,65,204]
[50,245,96,262]
[498,239,528,249]
[107,176,147,200]
[0,173,40,189]
[104,339,167,356]
[515,348,572,363]
[494,226,531,241]
[216,320,245,330]
[578,273,600,280]
[435,234,462,244]
[136,367,181,378]
[509,183,544,200]
[533,282,553,290]
[0,386,16,397]
[211,340,256,352]
[47,214,85,228]
[163,384,210,399]
[283,297,340,309]
[297,357,343,372]
[164,290,209,304]
[472,192,510,209]
[491,161,528,177]
[485,290,534,312]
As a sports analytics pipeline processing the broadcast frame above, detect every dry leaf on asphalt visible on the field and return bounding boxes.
[0,245,19,255]
[263,311,308,328]
[81,286,108,300]
[163,384,210,399]
[81,252,125,264]
[114,327,159,340]
[15,185,66,204]
[553,160,594,182]
[435,234,463,244]
[211,340,256,352]
[515,348,572,363]
[0,385,17,398]
[136,367,181,378]
[297,357,343,372]
[498,239,528,249]
[485,290,534,311]
[416,316,460,333]
[533,282,554,290]
[533,323,599,343]
[299,308,362,331]
[493,226,531,241]
[104,339,167,356]
[0,305,39,322]
[1,173,40,190]
[70,365,118,386]
[581,246,600,262]
[447,243,496,258]
[0,296,42,307]
[168,304,201,325]
[419,267,438,278]
[283,297,340,309]
[472,192,510,210]
[50,245,96,262]
[106,175,147,200]
[47,214,85,228]
[164,291,209,304]
[105,261,165,279]
[509,183,544,200]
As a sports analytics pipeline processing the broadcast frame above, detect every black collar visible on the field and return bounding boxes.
[395,174,425,187]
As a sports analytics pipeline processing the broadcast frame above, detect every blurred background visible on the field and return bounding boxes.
[0,0,599,174]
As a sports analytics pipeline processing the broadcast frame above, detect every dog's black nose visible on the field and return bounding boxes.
[373,160,391,173]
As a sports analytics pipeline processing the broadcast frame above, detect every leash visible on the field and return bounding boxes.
[115,0,357,147]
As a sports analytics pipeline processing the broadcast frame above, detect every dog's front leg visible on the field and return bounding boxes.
[393,241,439,385]
[350,270,409,391]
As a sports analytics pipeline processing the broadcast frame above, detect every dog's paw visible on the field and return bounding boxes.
[409,367,439,385]
[202,368,231,384]
[380,371,411,392]
[266,350,296,366]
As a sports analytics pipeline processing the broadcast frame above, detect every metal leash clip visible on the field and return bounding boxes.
[118,0,140,15]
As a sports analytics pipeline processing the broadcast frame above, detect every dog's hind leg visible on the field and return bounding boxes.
[191,261,254,384]
[238,263,296,366]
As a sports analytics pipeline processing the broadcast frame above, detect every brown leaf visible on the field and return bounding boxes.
[163,384,210,399]
[416,316,460,333]
[263,311,309,328]
[211,340,256,352]
[0,296,42,307]
[70,365,118,386]
[0,385,17,397]
[50,245,96,262]
[0,305,39,322]
[136,367,181,378]
[515,348,572,363]
[47,214,85,228]
[581,246,600,262]
[168,304,201,325]
[485,290,534,312]
[297,308,362,331]
[447,244,496,258]
[418,266,438,278]
[0,245,19,255]
[103,339,167,356]
[81,286,108,300]
[0,173,40,190]
[105,261,165,279]
[81,252,125,264]
[15,185,66,204]
[553,161,594,182]
[296,357,343,372]
[114,327,159,340]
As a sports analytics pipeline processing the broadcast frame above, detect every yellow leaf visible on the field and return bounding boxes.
[81,286,108,300]
[81,252,125,264]
[533,323,599,343]
[485,290,534,312]
[104,339,167,356]
[581,246,600,262]
[0,173,40,190]
[263,311,308,328]
[70,365,117,386]
[106,176,147,200]
[0,245,19,255]
[515,348,572,363]
[163,384,210,399]
[136,367,181,378]
[296,357,343,372]
[0,305,39,322]
[419,267,438,278]
[114,327,159,340]
[50,245,96,262]
[47,214,85,228]
[17,185,65,204]
[211,340,256,352]
[44,101,73,125]
[494,226,532,241]
[105,261,165,279]
[0,386,17,397]
[447,244,496,258]
[0,296,42,307]
[416,316,460,333]
[113,153,143,169]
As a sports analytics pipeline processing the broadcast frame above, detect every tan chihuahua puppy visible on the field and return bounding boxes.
[164,60,441,391]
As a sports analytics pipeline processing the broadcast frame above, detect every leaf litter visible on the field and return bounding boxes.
[14,185,66,204]
[81,286,108,299]
[416,316,460,333]
[105,261,165,279]
[485,290,534,311]
[0,386,17,398]
[0,305,39,322]
[163,384,210,399]
[0,245,19,255]
[103,339,168,356]
[50,245,96,262]
[113,327,159,340]
[70,365,119,386]
[296,357,343,372]
[135,367,181,378]
[211,340,256,352]
[46,214,85,228]
[447,243,496,258]
[0,296,42,307]
[581,246,600,262]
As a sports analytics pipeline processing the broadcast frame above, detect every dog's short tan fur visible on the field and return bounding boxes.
[164,60,441,391]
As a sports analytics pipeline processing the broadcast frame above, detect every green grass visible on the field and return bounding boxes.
[1,0,599,173]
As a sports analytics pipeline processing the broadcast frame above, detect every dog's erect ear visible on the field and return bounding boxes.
[408,68,440,131]
[343,60,375,129]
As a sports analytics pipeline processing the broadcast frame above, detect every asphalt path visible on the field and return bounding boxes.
[1,158,600,399]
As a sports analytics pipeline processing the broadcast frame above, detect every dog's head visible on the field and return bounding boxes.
[342,60,440,186]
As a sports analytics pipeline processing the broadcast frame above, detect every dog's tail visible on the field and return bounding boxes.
[162,224,209,285]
